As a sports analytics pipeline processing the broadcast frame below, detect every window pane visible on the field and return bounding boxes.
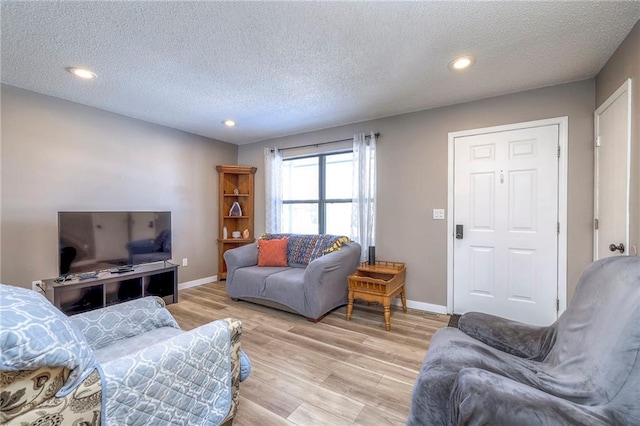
[325,203,352,237]
[325,152,353,199]
[282,203,318,234]
[283,157,318,200]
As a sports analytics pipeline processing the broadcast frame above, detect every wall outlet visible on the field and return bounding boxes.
[32,280,44,293]
[182,258,188,267]
[433,209,445,220]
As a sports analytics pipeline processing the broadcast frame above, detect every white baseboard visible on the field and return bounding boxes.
[179,275,217,290]
[391,298,447,315]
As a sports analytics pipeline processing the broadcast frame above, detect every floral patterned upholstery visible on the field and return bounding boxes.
[1,368,102,425]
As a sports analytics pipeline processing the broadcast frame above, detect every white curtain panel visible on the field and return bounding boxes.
[264,147,283,233]
[351,132,377,261]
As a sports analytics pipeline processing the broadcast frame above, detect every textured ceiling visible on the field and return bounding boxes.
[2,2,639,145]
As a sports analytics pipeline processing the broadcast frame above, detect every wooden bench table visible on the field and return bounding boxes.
[347,260,407,331]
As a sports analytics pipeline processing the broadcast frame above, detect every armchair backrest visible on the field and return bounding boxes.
[545,256,640,404]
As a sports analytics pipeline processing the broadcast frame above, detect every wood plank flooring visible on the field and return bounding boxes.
[167,282,449,426]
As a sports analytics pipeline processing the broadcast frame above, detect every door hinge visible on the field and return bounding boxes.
[556,299,560,312]
[594,218,599,230]
[557,222,560,234]
[595,136,601,147]
[557,146,561,158]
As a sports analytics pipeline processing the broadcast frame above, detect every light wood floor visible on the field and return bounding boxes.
[167,282,450,426]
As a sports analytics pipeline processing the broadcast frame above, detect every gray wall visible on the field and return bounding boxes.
[1,85,237,288]
[239,79,596,307]
[596,19,640,255]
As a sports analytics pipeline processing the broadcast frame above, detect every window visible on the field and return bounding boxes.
[282,152,353,235]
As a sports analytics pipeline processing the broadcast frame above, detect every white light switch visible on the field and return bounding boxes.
[433,209,445,220]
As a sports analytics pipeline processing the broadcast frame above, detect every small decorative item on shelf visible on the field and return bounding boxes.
[229,201,242,216]
[233,188,239,195]
[368,246,376,265]
[232,231,241,239]
[223,226,228,239]
[242,229,250,239]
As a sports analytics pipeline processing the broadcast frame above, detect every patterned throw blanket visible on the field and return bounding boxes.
[1,286,240,426]
[261,233,351,265]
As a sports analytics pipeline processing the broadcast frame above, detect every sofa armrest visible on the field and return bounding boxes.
[451,368,609,425]
[70,296,180,350]
[224,242,258,282]
[458,312,555,360]
[101,319,248,425]
[303,242,361,318]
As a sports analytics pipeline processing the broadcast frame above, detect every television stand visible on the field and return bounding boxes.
[44,262,178,316]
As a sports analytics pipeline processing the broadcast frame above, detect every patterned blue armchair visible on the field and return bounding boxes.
[0,284,251,425]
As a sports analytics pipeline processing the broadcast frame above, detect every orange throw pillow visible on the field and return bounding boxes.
[258,238,288,267]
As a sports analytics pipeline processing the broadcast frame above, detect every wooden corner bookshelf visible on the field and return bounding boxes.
[216,165,257,279]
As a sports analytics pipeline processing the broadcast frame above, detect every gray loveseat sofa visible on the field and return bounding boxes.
[223,233,361,321]
[408,255,640,425]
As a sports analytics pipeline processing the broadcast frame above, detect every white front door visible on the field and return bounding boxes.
[452,124,560,326]
[594,79,631,260]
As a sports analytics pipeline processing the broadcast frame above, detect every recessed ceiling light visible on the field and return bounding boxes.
[222,120,236,127]
[66,67,97,79]
[448,56,475,71]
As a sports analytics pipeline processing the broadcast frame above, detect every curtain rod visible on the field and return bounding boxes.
[273,132,380,153]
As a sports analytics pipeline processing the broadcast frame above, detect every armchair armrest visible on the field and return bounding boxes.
[101,319,248,425]
[70,296,180,350]
[303,242,361,318]
[219,318,251,425]
[224,243,258,282]
[451,368,610,425]
[458,312,555,360]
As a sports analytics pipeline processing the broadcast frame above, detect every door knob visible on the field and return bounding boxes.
[609,243,625,253]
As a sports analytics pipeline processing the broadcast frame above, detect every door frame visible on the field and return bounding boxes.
[593,78,632,260]
[446,117,569,316]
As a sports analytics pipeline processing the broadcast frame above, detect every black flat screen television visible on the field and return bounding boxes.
[58,211,172,276]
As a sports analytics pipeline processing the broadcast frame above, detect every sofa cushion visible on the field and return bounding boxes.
[93,326,183,363]
[232,266,291,297]
[264,268,306,314]
[261,233,350,265]
[0,284,96,396]
[258,238,288,267]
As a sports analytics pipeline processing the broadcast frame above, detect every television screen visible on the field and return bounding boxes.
[58,211,172,276]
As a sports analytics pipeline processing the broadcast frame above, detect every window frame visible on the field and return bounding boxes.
[282,150,353,234]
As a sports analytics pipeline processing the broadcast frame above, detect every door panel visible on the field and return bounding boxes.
[453,125,559,326]
[594,79,631,260]
[471,172,495,229]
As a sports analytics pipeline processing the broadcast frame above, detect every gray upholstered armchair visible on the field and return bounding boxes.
[1,286,251,425]
[408,256,640,425]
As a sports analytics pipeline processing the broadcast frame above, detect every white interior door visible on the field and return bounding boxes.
[452,124,560,326]
[594,79,631,260]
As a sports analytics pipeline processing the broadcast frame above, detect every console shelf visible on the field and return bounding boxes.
[44,262,178,316]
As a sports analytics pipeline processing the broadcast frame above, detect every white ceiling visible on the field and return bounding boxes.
[2,2,639,145]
